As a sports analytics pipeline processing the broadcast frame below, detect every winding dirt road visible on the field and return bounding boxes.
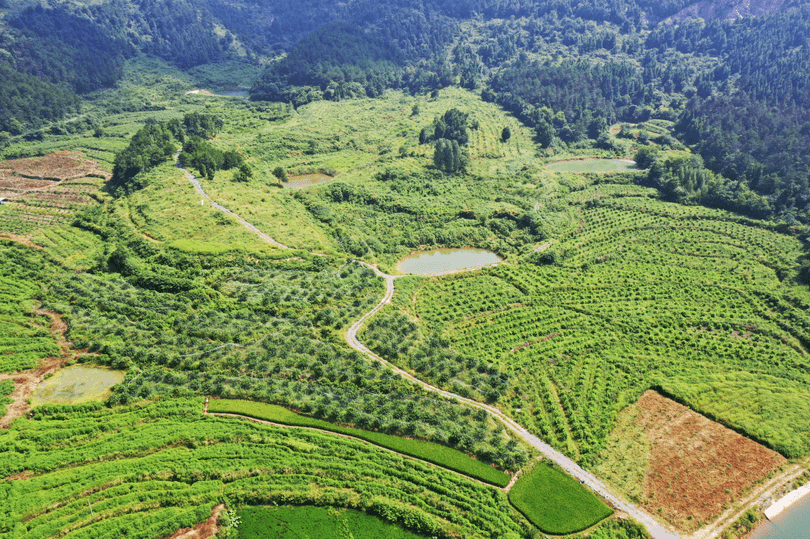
[175,155,290,250]
[174,160,678,538]
[347,263,679,539]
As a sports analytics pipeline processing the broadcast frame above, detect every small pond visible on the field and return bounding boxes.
[217,90,248,97]
[749,492,810,539]
[283,173,334,189]
[397,248,502,275]
[31,365,126,406]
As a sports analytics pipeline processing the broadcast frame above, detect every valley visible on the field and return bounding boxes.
[1,1,810,538]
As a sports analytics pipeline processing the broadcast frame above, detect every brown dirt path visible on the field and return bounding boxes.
[0,308,83,428]
[0,234,42,249]
[167,504,225,539]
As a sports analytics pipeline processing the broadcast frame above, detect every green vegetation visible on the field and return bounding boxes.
[0,380,14,419]
[508,462,613,534]
[0,242,60,373]
[0,399,531,539]
[392,180,810,462]
[208,399,511,487]
[237,505,426,538]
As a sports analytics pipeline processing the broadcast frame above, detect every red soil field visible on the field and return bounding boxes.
[635,390,787,531]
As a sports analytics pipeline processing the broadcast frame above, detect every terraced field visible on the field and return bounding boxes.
[0,153,107,236]
[0,399,532,539]
[403,183,810,466]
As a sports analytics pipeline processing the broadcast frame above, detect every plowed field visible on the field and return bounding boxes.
[0,152,107,235]
[596,390,787,532]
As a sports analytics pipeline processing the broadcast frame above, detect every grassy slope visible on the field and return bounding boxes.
[410,183,810,461]
[208,399,510,487]
[0,399,529,539]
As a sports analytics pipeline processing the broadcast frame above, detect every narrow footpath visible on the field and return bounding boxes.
[177,158,679,539]
[176,154,290,250]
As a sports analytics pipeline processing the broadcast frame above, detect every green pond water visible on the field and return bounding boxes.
[545,158,637,173]
[283,173,333,189]
[749,493,810,539]
[31,365,125,406]
[397,248,502,275]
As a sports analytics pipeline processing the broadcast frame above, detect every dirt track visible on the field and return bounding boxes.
[167,504,224,539]
[0,309,78,428]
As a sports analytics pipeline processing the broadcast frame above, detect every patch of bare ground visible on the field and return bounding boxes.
[0,308,84,428]
[686,462,808,539]
[0,233,42,249]
[636,390,787,532]
[0,152,106,184]
[167,504,224,539]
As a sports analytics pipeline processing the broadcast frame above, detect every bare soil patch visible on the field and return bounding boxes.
[0,152,107,184]
[167,504,224,539]
[284,173,333,189]
[0,153,107,235]
[635,390,787,532]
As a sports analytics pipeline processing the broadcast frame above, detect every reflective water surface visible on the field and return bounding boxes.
[397,248,502,275]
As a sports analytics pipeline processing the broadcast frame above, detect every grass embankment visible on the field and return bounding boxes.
[1,399,528,539]
[208,399,510,487]
[508,462,613,535]
[238,506,426,538]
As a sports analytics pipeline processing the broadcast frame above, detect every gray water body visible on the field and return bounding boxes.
[218,90,248,97]
[397,248,502,275]
[749,492,810,539]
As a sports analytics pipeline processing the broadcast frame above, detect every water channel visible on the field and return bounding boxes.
[397,248,502,275]
[749,492,810,539]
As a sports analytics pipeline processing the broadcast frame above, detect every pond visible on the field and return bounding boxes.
[217,90,248,97]
[283,173,334,189]
[397,248,502,275]
[545,159,637,173]
[31,365,126,406]
[749,490,810,539]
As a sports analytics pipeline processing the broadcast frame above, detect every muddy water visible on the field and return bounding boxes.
[749,491,810,539]
[397,248,502,275]
[31,365,125,406]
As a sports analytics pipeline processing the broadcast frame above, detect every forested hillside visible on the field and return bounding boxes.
[3,0,810,534]
[1,0,808,224]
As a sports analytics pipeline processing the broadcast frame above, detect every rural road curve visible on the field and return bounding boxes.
[348,263,680,539]
[173,160,678,539]
[175,154,291,250]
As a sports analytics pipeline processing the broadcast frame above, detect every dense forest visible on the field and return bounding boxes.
[1,0,809,223]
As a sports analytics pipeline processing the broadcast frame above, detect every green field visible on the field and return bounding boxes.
[0,242,60,373]
[545,159,637,173]
[208,399,511,487]
[0,399,530,539]
[237,506,427,538]
[508,462,613,534]
[0,379,13,419]
[384,181,810,462]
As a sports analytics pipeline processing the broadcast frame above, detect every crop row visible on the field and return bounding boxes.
[411,188,810,461]
[208,399,510,486]
[0,399,530,539]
